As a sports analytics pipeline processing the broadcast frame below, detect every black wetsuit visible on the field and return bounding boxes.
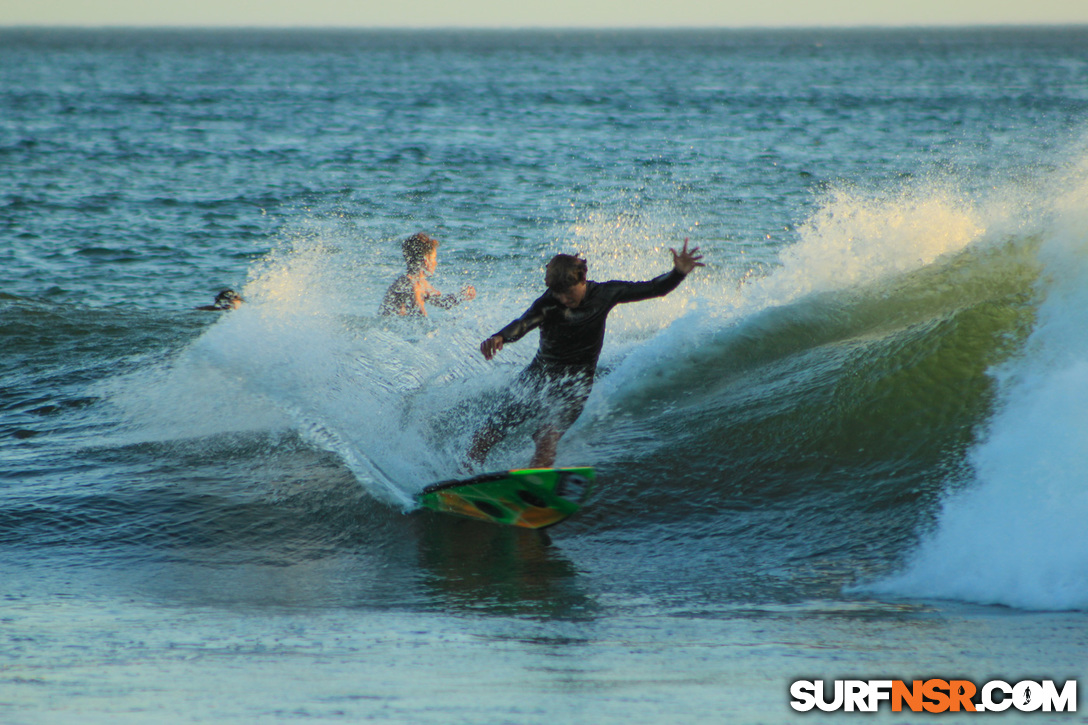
[485,268,688,435]
[378,275,461,316]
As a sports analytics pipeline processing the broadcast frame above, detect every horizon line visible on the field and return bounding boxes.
[2,22,1088,31]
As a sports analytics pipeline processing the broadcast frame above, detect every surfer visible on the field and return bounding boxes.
[379,233,476,317]
[195,289,243,311]
[467,239,704,469]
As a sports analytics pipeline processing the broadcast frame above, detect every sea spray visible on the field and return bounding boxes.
[587,181,991,418]
[752,183,986,309]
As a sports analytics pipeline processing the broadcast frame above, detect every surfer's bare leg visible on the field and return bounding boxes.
[530,426,561,468]
[467,426,503,467]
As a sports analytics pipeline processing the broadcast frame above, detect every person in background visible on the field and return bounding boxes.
[196,289,243,311]
[379,233,476,317]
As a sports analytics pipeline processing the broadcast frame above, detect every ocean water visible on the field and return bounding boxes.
[2,27,1088,723]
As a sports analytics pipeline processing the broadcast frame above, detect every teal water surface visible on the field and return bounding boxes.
[3,28,1088,723]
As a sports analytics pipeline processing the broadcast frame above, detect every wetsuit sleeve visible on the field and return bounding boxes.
[428,293,459,309]
[608,268,688,304]
[494,294,550,343]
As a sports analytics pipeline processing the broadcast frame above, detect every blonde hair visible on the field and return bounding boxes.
[402,233,439,273]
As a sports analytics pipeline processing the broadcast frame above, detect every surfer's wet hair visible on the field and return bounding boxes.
[402,233,439,273]
[545,254,588,292]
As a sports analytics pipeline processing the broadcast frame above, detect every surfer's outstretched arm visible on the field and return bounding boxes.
[606,239,705,306]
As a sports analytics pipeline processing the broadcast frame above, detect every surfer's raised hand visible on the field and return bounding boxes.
[671,238,705,275]
[481,334,504,360]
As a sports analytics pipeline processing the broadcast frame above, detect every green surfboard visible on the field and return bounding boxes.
[417,467,595,529]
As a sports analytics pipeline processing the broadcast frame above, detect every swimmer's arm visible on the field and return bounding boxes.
[429,285,477,309]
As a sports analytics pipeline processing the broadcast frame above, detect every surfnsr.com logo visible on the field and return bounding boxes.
[790,679,1077,713]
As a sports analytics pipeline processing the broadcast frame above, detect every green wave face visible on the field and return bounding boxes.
[585,235,1042,536]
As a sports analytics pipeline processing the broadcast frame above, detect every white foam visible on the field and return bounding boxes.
[102,233,479,507]
[749,183,986,310]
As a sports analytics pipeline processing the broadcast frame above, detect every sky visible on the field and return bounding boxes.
[2,0,1087,29]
